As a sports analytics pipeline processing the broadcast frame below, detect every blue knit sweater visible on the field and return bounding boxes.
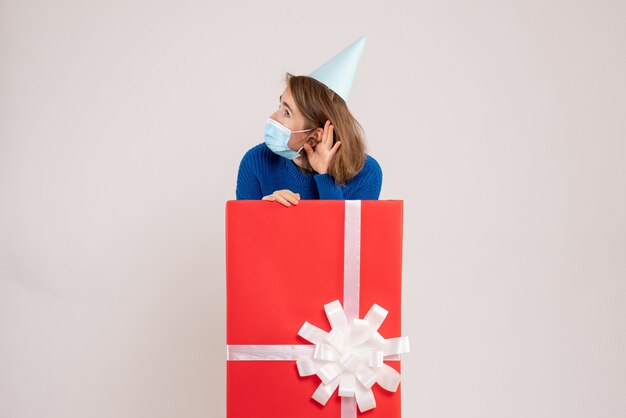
[236,143,382,200]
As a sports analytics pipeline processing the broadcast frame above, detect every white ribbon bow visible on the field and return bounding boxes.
[296,300,410,413]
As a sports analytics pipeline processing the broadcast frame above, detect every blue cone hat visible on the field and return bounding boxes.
[309,36,365,102]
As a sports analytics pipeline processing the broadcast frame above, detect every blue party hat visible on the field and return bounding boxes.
[309,36,366,101]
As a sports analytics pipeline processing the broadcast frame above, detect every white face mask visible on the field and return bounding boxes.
[263,118,313,160]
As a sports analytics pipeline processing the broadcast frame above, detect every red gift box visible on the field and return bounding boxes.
[226,200,405,418]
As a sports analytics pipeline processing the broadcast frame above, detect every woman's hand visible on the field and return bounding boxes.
[262,189,300,207]
[303,120,341,175]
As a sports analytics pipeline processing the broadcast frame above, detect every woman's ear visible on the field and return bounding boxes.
[306,128,324,147]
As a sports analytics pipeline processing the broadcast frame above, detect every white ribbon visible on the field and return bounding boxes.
[343,199,361,321]
[227,200,410,416]
[227,345,315,360]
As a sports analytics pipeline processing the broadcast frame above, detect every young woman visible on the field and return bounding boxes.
[236,38,382,206]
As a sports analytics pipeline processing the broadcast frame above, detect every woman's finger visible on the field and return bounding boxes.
[326,123,334,146]
[323,120,331,145]
[319,121,327,146]
[274,194,291,207]
[262,194,276,201]
[278,189,300,200]
[303,143,314,158]
[329,141,342,157]
[277,191,299,205]
[277,192,298,205]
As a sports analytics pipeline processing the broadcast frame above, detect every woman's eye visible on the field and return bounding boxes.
[278,103,290,117]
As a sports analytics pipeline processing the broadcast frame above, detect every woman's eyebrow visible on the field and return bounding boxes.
[279,95,293,112]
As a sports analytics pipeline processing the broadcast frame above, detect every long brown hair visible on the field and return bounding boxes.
[286,73,366,186]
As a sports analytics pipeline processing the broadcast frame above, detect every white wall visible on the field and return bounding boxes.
[1,0,625,417]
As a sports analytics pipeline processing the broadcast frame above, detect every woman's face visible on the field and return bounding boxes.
[269,87,320,152]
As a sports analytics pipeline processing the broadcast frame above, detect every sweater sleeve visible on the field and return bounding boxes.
[346,156,383,200]
[314,156,383,200]
[236,148,263,200]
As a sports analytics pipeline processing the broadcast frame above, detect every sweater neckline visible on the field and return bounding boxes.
[285,158,316,183]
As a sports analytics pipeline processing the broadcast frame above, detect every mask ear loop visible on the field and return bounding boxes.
[293,128,315,157]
